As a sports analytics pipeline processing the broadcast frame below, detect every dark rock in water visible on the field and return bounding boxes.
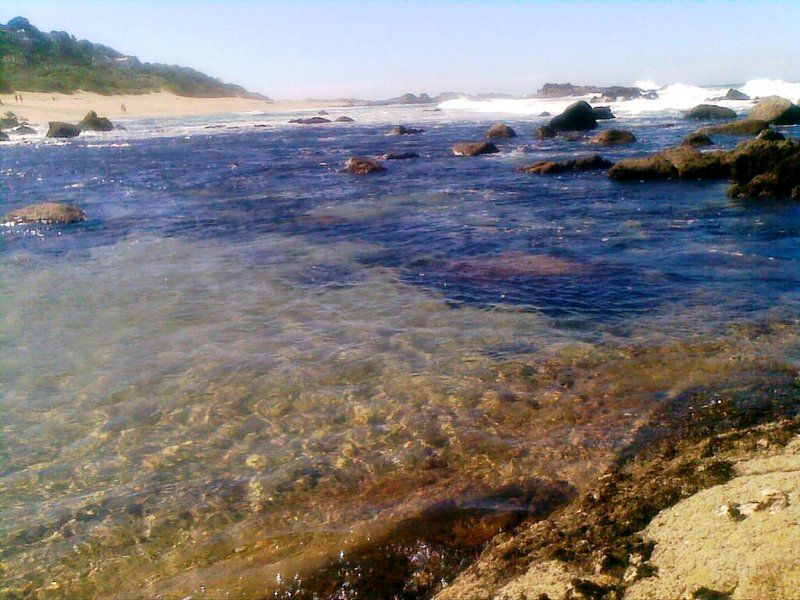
[317,110,329,115]
[682,131,714,147]
[535,125,556,139]
[485,123,517,139]
[757,128,785,141]
[46,122,81,138]
[749,96,800,124]
[539,111,551,117]
[452,141,499,156]
[289,117,331,124]
[518,154,613,174]
[700,119,768,136]
[710,88,750,102]
[609,155,679,180]
[548,101,597,131]
[334,116,354,122]
[537,83,648,101]
[423,108,443,112]
[389,125,425,135]
[686,104,737,120]
[345,157,386,174]
[564,132,586,142]
[590,129,635,145]
[727,138,800,199]
[381,151,420,160]
[4,202,86,224]
[0,111,20,128]
[0,131,8,142]
[12,124,36,135]
[592,106,616,120]
[78,110,114,131]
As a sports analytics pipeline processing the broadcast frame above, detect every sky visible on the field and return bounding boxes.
[1,0,799,100]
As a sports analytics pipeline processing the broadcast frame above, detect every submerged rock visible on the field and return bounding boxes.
[700,119,768,136]
[592,106,616,120]
[589,129,636,146]
[4,202,87,224]
[334,116,355,122]
[381,151,420,160]
[748,96,800,125]
[389,125,425,135]
[548,101,597,131]
[519,155,613,175]
[79,110,114,131]
[344,157,386,174]
[535,125,557,139]
[686,104,737,120]
[47,122,81,138]
[485,123,517,139]
[289,117,331,124]
[452,142,499,156]
[682,131,714,147]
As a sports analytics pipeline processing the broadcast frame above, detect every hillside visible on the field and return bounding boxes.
[0,17,269,99]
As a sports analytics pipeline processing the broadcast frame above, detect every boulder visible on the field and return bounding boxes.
[660,146,730,179]
[12,124,36,135]
[381,151,420,160]
[334,116,354,122]
[485,124,517,139]
[4,202,86,224]
[682,131,714,147]
[592,106,616,120]
[452,142,500,156]
[710,88,750,101]
[608,155,678,180]
[46,122,81,138]
[535,125,557,139]
[288,117,331,124]
[78,110,114,132]
[757,128,785,141]
[726,139,800,199]
[539,111,551,117]
[344,157,386,174]
[589,129,636,146]
[0,131,8,142]
[0,111,20,129]
[389,125,425,135]
[700,119,768,136]
[748,96,800,125]
[518,155,613,174]
[548,101,597,131]
[686,104,737,120]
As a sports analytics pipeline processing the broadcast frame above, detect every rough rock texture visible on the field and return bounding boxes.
[726,139,800,199]
[757,128,785,141]
[535,125,557,139]
[608,155,678,180]
[590,129,636,146]
[78,110,114,131]
[592,106,616,120]
[548,101,598,131]
[682,131,714,147]
[288,117,331,124]
[485,124,517,139]
[609,146,730,181]
[344,157,386,174]
[701,119,768,136]
[686,104,737,120]
[748,96,800,125]
[46,121,81,138]
[518,155,613,175]
[381,151,420,160]
[452,142,499,156]
[388,125,425,135]
[4,202,86,224]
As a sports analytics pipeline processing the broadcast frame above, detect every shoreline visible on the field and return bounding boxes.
[0,90,347,126]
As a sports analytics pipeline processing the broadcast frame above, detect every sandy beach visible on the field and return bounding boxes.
[0,90,346,125]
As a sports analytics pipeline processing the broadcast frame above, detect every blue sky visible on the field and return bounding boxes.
[1,0,799,99]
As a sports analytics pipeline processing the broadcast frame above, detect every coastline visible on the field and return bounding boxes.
[0,90,346,125]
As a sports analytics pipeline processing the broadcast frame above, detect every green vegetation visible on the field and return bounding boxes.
[0,17,268,99]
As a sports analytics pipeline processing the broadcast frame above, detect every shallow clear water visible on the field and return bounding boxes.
[1,107,799,598]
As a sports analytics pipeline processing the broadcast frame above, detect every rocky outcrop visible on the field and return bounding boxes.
[381,151,420,160]
[46,122,81,138]
[4,202,86,224]
[485,124,517,139]
[686,104,737,119]
[700,118,769,136]
[610,146,730,181]
[78,110,114,131]
[537,83,653,101]
[608,154,679,180]
[388,125,425,135]
[548,101,597,131]
[592,106,615,120]
[748,96,800,125]
[727,139,800,199]
[288,117,331,124]
[710,88,750,101]
[589,129,636,145]
[452,142,499,156]
[518,155,613,174]
[682,131,714,147]
[344,157,386,174]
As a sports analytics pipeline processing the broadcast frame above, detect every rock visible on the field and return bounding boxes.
[726,139,800,199]
[661,146,730,179]
[317,110,329,115]
[682,131,714,147]
[46,122,81,138]
[748,96,800,125]
[4,202,86,224]
[288,117,331,124]
[608,155,678,181]
[11,124,36,135]
[0,111,20,128]
[710,88,750,102]
[535,126,557,139]
[592,106,616,120]
[539,111,551,117]
[589,129,636,146]
[344,157,386,174]
[78,110,114,131]
[757,128,785,141]
[700,119,768,136]
[548,101,597,131]
[0,131,8,142]
[381,151,420,160]
[452,142,499,156]
[686,104,737,120]
[334,116,354,122]
[388,125,425,135]
[518,155,613,175]
[485,123,517,139]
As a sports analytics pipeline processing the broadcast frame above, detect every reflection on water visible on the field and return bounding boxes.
[1,115,799,598]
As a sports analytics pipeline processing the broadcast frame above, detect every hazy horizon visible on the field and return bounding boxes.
[2,0,799,100]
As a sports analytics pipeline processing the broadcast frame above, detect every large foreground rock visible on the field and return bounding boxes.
[727,139,800,199]
[749,96,800,125]
[4,202,86,224]
[46,122,81,138]
[518,155,612,174]
[344,157,386,174]
[485,123,517,139]
[686,104,737,119]
[78,110,114,131]
[589,129,636,145]
[548,101,597,131]
[452,142,499,156]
